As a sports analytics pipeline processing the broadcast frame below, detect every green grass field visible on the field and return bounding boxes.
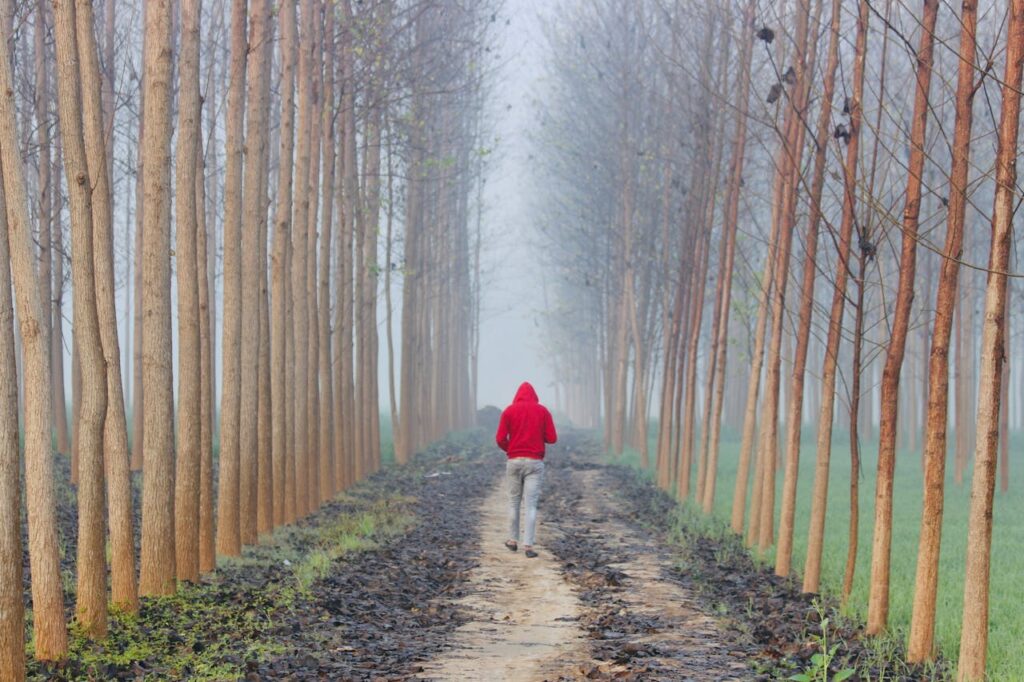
[379,414,395,468]
[614,428,1024,679]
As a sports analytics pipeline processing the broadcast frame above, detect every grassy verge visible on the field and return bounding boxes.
[28,493,417,681]
[606,428,1024,679]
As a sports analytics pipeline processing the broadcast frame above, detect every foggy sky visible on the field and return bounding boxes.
[474,0,558,410]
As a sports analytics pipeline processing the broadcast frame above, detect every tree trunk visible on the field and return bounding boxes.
[677,219,710,501]
[130,3,145,470]
[291,0,313,517]
[0,149,26,682]
[866,0,938,635]
[257,102,273,534]
[197,142,215,573]
[216,0,247,555]
[239,0,271,546]
[0,0,69,656]
[74,0,137,613]
[758,0,813,555]
[172,0,202,583]
[843,246,868,604]
[272,0,297,527]
[361,67,383,476]
[906,0,977,660]
[72,343,81,485]
[33,0,56,455]
[53,0,111,636]
[396,13,425,464]
[693,26,733,496]
[305,1,323,509]
[384,126,399,469]
[777,0,840,576]
[803,0,869,594]
[318,6,336,504]
[740,168,784,544]
[701,0,754,514]
[956,3,1023,676]
[138,0,176,598]
[335,0,357,488]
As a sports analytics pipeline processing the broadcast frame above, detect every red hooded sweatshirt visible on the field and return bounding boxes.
[495,382,558,460]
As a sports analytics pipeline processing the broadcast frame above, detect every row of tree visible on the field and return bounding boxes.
[537,0,1022,678]
[0,0,494,676]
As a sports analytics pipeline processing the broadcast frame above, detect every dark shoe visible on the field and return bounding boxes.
[505,540,518,552]
[524,548,538,558]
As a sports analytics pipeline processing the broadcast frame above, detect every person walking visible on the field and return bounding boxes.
[495,382,558,558]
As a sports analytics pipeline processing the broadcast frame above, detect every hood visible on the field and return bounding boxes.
[513,382,539,404]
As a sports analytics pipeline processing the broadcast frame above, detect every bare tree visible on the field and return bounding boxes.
[907,0,977,660]
[174,0,203,583]
[216,0,247,556]
[957,3,1024,677]
[0,166,25,681]
[0,0,68,655]
[866,0,938,635]
[803,0,869,595]
[272,0,297,527]
[776,0,841,577]
[239,0,272,545]
[137,0,176,597]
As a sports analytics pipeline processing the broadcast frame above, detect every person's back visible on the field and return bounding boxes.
[496,382,557,558]
[495,382,557,460]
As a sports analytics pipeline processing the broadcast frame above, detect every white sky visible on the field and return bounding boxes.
[474,0,558,409]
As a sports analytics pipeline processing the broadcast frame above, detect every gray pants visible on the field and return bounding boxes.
[507,458,545,546]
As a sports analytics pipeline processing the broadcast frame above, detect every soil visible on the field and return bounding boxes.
[25,429,940,681]
[420,483,586,681]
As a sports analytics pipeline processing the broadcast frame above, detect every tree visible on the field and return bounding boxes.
[803,0,869,595]
[0,167,25,682]
[197,139,216,573]
[217,0,247,556]
[317,2,336,504]
[358,4,384,480]
[32,0,58,458]
[239,0,272,545]
[130,2,146,472]
[174,0,203,583]
[0,0,68,655]
[74,0,138,613]
[755,0,813,555]
[53,0,111,636]
[866,0,939,635]
[138,0,176,597]
[907,0,977,660]
[776,0,842,577]
[272,0,297,527]
[335,0,357,487]
[256,9,276,536]
[956,2,1024,677]
[700,0,755,515]
[305,0,323,511]
[292,0,314,517]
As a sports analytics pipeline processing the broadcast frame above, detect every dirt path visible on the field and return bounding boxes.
[567,468,754,680]
[423,455,756,681]
[420,482,588,681]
